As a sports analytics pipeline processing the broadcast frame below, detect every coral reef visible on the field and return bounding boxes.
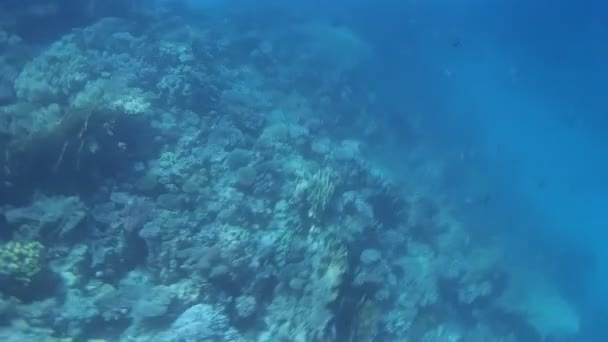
[0,4,580,342]
[0,240,44,286]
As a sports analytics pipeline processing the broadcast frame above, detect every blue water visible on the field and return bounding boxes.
[358,0,608,338]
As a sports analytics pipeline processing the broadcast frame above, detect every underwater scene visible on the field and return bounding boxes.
[0,0,606,341]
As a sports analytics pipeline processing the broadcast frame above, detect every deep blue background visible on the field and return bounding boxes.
[347,0,608,338]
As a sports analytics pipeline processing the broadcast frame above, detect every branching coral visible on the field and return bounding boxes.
[305,167,337,218]
[0,240,45,286]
